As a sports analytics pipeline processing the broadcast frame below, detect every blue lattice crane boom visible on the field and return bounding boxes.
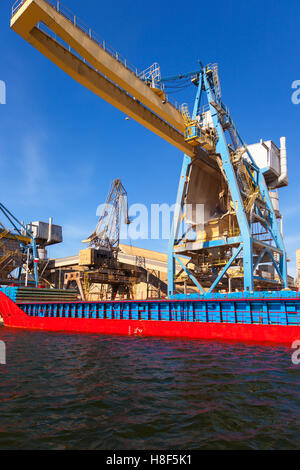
[0,202,39,287]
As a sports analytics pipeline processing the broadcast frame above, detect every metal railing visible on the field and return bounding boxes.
[139,62,161,82]
[11,0,182,112]
[19,299,300,326]
[12,0,26,16]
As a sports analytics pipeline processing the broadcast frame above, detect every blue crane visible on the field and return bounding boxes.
[0,202,39,287]
[165,64,287,295]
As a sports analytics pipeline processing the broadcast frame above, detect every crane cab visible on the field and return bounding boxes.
[184,124,202,146]
[184,122,216,151]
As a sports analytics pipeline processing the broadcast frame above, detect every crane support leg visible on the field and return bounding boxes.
[169,65,288,295]
[168,154,191,296]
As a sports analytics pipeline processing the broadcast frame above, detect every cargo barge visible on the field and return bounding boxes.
[0,287,300,344]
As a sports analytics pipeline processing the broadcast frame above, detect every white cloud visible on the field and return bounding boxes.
[63,223,92,240]
[284,234,300,245]
[281,204,300,218]
[21,134,47,198]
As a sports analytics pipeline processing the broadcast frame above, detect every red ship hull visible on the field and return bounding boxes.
[0,292,299,344]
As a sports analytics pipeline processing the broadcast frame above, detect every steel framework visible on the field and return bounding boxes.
[0,202,39,286]
[168,64,287,295]
[87,178,129,253]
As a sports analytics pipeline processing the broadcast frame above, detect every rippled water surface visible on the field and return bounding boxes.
[0,327,299,450]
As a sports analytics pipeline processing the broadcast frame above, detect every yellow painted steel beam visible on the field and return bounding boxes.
[11,0,186,133]
[0,230,31,244]
[10,0,223,171]
[22,27,196,156]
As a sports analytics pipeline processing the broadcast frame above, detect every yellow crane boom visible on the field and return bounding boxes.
[11,0,197,157]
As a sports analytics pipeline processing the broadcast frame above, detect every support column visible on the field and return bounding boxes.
[168,154,191,297]
[243,237,253,292]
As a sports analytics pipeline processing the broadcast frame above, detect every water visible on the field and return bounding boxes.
[0,327,299,450]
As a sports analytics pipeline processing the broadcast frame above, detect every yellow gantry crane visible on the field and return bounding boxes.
[10,0,217,165]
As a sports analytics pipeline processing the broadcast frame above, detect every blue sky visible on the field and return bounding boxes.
[0,0,299,276]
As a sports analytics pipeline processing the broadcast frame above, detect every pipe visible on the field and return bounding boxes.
[47,217,53,244]
[260,139,269,162]
[270,136,288,188]
[278,136,288,186]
